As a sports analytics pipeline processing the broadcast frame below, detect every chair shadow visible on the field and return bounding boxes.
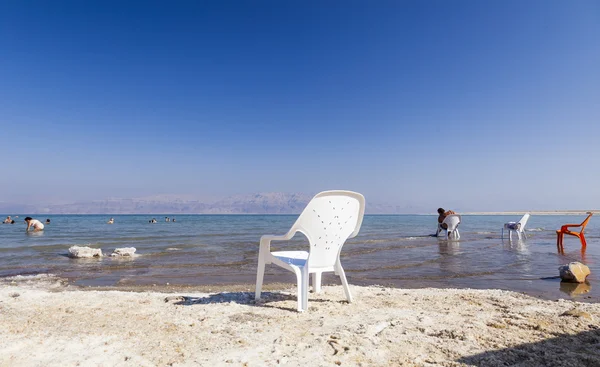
[167,291,344,312]
[457,328,600,366]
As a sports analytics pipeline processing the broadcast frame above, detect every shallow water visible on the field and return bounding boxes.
[0,214,597,301]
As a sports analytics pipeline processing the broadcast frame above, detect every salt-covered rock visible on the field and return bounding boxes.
[559,262,590,283]
[560,309,593,320]
[68,246,103,258]
[110,247,137,257]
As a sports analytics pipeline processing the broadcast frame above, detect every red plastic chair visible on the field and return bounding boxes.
[556,212,593,252]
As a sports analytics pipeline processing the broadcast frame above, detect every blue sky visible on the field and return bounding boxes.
[0,1,598,211]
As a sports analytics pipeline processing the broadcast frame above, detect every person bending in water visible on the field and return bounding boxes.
[437,208,456,230]
[24,217,45,232]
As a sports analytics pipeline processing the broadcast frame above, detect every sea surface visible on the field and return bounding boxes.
[0,214,598,302]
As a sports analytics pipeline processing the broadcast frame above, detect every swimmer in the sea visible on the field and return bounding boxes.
[24,217,45,232]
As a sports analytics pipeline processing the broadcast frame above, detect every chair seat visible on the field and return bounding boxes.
[271,251,309,267]
[505,222,519,230]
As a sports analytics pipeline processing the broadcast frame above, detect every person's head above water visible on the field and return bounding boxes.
[24,217,32,222]
[437,208,445,215]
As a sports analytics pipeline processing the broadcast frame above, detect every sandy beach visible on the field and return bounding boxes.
[2,276,600,367]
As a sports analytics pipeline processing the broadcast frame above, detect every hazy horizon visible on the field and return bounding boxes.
[1,191,598,215]
[1,1,598,211]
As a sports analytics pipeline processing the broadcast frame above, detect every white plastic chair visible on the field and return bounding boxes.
[502,213,530,240]
[437,214,461,240]
[255,190,365,312]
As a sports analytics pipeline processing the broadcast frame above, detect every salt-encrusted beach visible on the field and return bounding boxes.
[2,277,599,367]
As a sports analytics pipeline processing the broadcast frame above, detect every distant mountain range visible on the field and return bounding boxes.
[0,193,420,215]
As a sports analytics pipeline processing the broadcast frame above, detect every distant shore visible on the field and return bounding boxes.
[1,211,597,216]
[460,211,596,216]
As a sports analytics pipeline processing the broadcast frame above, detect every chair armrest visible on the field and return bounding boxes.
[561,224,583,230]
[260,233,295,243]
[259,231,297,253]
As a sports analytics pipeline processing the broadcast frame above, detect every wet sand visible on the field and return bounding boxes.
[2,277,600,366]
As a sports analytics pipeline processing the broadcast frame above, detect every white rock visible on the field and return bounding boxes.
[68,246,103,258]
[110,247,137,257]
[559,262,590,283]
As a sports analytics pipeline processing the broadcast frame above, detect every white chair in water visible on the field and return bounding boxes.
[255,190,365,312]
[437,214,461,240]
[502,213,530,240]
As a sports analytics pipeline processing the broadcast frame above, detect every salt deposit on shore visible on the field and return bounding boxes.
[110,247,137,257]
[68,245,103,258]
[1,282,600,366]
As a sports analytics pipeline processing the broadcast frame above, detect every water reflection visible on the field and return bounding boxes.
[502,238,530,255]
[26,231,45,238]
[438,241,461,274]
[560,282,591,297]
[438,241,460,255]
[558,245,587,263]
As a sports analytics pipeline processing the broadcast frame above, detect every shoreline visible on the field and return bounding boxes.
[3,273,596,304]
[2,280,600,366]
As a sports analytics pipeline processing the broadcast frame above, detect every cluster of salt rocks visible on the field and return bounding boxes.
[68,246,137,258]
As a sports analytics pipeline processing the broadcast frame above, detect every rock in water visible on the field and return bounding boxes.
[111,247,137,257]
[68,246,103,258]
[559,262,590,283]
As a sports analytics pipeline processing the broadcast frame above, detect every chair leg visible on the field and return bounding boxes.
[508,230,512,241]
[336,263,353,303]
[454,229,460,240]
[255,257,266,300]
[293,267,307,312]
[580,233,587,247]
[302,268,309,311]
[312,272,322,293]
[556,233,563,252]
[501,228,504,239]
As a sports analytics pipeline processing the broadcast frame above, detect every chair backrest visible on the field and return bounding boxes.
[443,214,461,231]
[581,212,593,232]
[291,191,365,269]
[518,213,530,231]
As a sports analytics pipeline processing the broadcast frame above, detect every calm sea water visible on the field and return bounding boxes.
[0,214,597,301]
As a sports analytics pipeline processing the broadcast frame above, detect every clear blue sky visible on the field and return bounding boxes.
[1,1,598,211]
